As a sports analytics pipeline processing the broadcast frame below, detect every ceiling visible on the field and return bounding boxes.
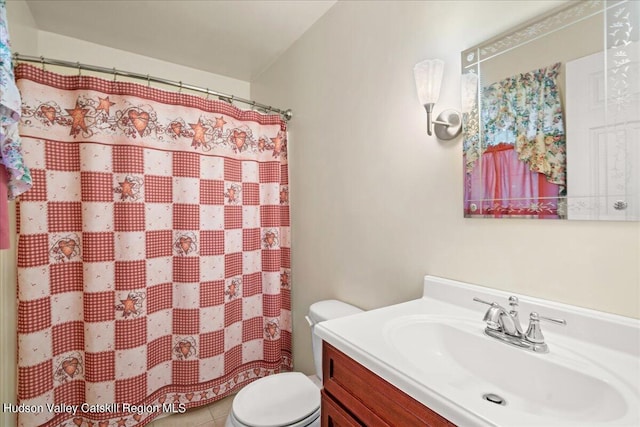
[24,0,337,82]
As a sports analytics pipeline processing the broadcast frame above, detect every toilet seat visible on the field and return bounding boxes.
[227,407,319,427]
[231,372,320,427]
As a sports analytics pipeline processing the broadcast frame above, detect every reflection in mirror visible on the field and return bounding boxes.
[462,0,639,221]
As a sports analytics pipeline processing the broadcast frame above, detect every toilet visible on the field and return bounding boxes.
[225,300,363,427]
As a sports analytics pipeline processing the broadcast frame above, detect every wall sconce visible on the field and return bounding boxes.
[413,59,462,140]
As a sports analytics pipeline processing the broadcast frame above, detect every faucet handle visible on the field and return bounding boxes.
[537,313,567,326]
[474,296,520,309]
[473,298,505,331]
[525,312,566,344]
[473,297,494,306]
[473,297,498,329]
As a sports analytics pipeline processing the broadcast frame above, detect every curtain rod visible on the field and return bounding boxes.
[12,53,293,121]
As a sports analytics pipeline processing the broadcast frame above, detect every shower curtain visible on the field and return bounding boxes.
[14,63,292,427]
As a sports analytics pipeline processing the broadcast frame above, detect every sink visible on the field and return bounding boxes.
[315,275,640,427]
[384,315,630,425]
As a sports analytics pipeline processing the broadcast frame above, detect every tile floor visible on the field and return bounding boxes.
[147,394,234,427]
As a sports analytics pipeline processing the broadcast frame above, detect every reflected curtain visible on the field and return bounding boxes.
[15,63,292,426]
[465,143,560,218]
[464,63,566,217]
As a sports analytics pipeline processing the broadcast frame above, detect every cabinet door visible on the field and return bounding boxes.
[323,342,454,427]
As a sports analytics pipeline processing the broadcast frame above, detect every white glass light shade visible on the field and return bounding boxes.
[413,59,444,105]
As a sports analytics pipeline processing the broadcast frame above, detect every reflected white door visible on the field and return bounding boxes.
[566,43,640,220]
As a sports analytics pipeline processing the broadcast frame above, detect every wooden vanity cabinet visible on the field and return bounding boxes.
[321,342,455,427]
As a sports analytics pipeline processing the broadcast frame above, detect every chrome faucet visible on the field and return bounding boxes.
[474,296,566,353]
[480,296,522,335]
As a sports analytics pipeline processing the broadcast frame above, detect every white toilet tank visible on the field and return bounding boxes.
[307,300,362,380]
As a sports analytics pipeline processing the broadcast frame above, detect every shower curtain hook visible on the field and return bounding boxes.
[206,88,210,100]
[147,74,150,87]
[40,56,45,71]
[77,62,81,77]
[179,81,183,93]
[112,67,117,82]
[251,101,256,111]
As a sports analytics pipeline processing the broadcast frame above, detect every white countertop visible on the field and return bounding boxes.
[315,275,640,427]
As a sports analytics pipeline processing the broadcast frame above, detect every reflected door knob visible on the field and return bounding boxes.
[613,201,628,210]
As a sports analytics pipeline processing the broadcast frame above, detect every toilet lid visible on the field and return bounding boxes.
[232,372,320,427]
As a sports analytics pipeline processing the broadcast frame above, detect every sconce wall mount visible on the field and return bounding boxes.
[424,104,462,140]
[414,59,462,140]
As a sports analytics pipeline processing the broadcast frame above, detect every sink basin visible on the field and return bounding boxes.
[383,315,630,425]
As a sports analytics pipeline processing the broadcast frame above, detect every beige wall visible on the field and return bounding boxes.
[6,0,37,53]
[36,31,250,98]
[251,0,640,376]
[2,2,250,425]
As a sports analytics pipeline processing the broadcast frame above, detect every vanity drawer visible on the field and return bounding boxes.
[322,342,454,427]
[321,389,363,427]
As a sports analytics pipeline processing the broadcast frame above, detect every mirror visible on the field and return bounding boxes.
[461,0,639,220]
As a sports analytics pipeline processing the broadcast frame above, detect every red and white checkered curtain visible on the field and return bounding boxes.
[14,63,292,427]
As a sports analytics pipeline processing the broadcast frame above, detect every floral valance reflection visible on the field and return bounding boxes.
[463,63,567,218]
